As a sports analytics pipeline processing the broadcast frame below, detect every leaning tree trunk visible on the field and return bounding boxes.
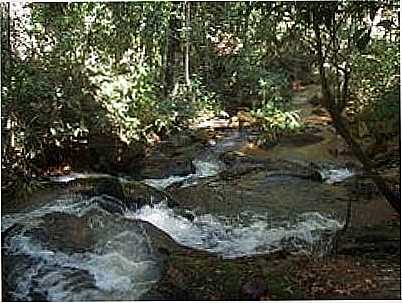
[330,110,400,214]
[312,14,400,215]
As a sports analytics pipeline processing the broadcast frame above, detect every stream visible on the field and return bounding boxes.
[2,128,356,301]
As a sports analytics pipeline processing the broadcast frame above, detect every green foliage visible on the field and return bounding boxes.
[348,39,400,142]
[87,50,159,143]
[350,40,399,112]
[257,70,292,106]
[1,0,399,194]
[251,71,302,145]
[169,75,221,123]
[87,47,221,144]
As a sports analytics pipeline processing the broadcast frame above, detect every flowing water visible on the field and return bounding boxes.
[2,197,161,301]
[2,128,356,301]
[128,201,342,258]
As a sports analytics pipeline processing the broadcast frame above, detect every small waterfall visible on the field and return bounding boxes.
[3,128,355,300]
[143,158,224,190]
[127,202,343,259]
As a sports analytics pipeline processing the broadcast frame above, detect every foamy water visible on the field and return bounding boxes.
[321,168,354,184]
[128,202,343,258]
[48,173,113,183]
[143,158,224,190]
[3,187,344,301]
[3,129,356,300]
[2,198,160,301]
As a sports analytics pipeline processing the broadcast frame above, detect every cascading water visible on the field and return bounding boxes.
[127,201,343,258]
[143,158,224,190]
[131,130,349,258]
[2,196,161,301]
[3,128,354,301]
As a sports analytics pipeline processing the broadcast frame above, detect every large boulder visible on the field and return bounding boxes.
[32,213,97,253]
[67,177,177,211]
[168,169,349,219]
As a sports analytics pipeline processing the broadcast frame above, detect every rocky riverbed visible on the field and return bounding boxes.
[2,85,400,301]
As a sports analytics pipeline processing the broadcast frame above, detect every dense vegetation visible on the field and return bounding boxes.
[1,1,400,212]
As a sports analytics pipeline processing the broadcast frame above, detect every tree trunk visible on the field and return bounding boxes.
[312,12,400,214]
[331,111,400,214]
[184,1,191,87]
[164,4,180,96]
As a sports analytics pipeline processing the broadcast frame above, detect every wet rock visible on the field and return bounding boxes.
[1,213,97,255]
[265,169,322,183]
[38,212,96,253]
[94,195,127,215]
[140,152,195,179]
[219,150,324,182]
[168,169,349,219]
[220,148,317,173]
[219,150,245,166]
[94,177,125,201]
[337,223,401,257]
[123,181,178,209]
[189,128,216,144]
[219,162,265,180]
[343,176,380,199]
[137,220,192,257]
[70,177,176,210]
[219,150,266,168]
[3,209,165,301]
